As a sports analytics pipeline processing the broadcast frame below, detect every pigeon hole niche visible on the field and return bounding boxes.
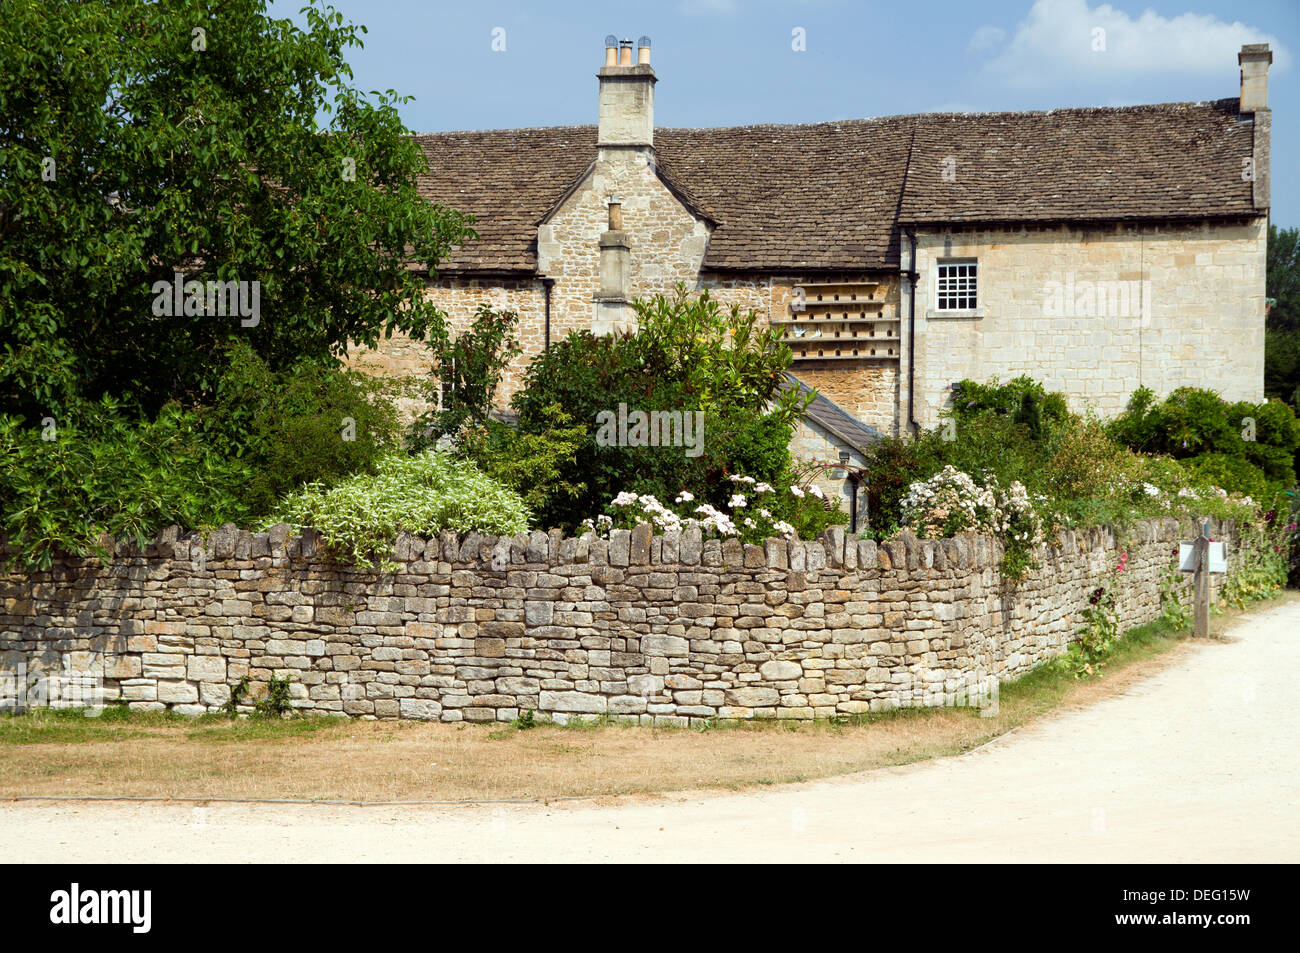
[774,281,899,362]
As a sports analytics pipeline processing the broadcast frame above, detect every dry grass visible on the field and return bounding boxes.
[2,593,1290,803]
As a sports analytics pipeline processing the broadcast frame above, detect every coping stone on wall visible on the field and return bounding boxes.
[858,538,876,570]
[440,530,459,562]
[679,525,702,565]
[458,531,483,563]
[609,530,631,566]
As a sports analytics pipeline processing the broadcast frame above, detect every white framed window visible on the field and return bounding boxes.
[935,259,978,311]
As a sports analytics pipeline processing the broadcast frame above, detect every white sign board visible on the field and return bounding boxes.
[1178,541,1227,574]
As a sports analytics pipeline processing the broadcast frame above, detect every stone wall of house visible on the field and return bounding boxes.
[539,149,711,338]
[0,517,1228,724]
[344,277,547,419]
[910,219,1268,428]
[787,417,866,515]
[345,260,903,437]
[705,274,902,435]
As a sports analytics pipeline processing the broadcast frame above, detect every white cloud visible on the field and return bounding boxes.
[968,25,1007,53]
[975,0,1290,88]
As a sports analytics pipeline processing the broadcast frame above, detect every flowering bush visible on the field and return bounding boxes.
[898,466,996,538]
[510,288,809,530]
[897,465,1048,580]
[581,473,806,544]
[1222,508,1295,607]
[270,450,530,570]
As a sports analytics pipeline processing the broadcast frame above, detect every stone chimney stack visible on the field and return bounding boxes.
[1238,44,1273,212]
[1239,43,1272,113]
[594,195,634,335]
[597,34,655,150]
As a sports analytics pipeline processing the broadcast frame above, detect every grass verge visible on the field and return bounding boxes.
[1,591,1293,803]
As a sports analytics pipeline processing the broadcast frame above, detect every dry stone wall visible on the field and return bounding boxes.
[0,518,1228,724]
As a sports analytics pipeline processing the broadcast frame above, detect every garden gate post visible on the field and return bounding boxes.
[1192,519,1210,639]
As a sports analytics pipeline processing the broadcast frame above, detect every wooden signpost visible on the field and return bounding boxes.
[1178,519,1227,638]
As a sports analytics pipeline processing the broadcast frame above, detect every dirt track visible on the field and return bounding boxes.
[4,601,1297,863]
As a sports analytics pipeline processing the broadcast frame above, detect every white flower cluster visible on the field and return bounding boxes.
[583,472,817,543]
[610,492,688,533]
[992,479,1046,547]
[692,503,738,536]
[900,466,1045,547]
[899,465,997,538]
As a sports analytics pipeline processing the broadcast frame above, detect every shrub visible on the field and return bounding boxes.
[898,465,996,538]
[458,404,587,517]
[1182,453,1272,504]
[1045,417,1139,500]
[269,450,530,570]
[0,399,251,569]
[860,435,940,538]
[1108,385,1300,498]
[1222,509,1294,607]
[208,341,401,518]
[950,376,1069,435]
[866,379,1281,544]
[863,408,1054,538]
[409,305,522,447]
[510,287,813,531]
[896,465,1047,580]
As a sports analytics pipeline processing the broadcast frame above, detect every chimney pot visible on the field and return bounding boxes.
[597,33,656,148]
[637,36,652,65]
[1238,43,1273,112]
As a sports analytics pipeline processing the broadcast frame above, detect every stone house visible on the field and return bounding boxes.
[350,36,1273,503]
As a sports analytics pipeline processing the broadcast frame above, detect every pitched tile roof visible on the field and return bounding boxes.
[413,97,1259,274]
[898,98,1256,226]
[413,127,596,272]
[782,373,882,455]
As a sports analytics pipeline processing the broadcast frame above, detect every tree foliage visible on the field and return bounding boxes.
[0,0,472,421]
[511,287,816,531]
[207,340,402,517]
[0,399,251,569]
[1265,224,1300,405]
[1107,385,1300,489]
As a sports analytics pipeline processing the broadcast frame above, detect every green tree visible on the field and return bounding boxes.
[208,340,402,517]
[1267,224,1300,332]
[1265,225,1300,404]
[0,0,472,421]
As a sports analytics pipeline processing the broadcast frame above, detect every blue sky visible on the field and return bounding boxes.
[269,0,1297,226]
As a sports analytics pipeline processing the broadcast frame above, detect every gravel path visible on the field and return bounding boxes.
[4,601,1298,863]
